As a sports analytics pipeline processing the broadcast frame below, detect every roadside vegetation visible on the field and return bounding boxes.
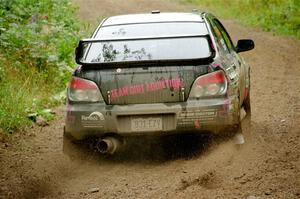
[184,0,300,39]
[0,0,82,133]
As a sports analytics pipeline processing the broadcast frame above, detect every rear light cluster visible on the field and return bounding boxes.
[189,70,227,99]
[68,77,104,102]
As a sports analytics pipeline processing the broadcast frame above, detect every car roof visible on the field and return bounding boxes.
[101,12,205,27]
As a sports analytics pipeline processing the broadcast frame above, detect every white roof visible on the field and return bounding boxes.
[102,12,204,26]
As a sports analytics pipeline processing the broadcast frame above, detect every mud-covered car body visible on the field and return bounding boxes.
[65,12,254,142]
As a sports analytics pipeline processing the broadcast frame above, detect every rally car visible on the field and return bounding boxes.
[64,11,254,154]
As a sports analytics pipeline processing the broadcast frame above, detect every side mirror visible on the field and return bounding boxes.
[235,39,255,53]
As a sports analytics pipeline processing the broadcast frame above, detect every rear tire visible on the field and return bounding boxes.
[63,130,86,160]
[243,91,251,115]
[243,71,251,115]
[226,97,243,137]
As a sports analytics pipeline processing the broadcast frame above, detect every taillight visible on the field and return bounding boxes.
[68,77,103,102]
[189,70,227,98]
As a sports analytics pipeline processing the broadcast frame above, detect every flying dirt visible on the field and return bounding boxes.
[0,0,299,198]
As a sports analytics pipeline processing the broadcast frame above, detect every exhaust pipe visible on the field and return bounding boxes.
[96,137,121,154]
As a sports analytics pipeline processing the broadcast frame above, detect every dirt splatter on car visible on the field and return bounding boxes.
[64,11,254,154]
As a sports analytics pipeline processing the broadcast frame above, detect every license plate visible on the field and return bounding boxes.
[131,117,162,132]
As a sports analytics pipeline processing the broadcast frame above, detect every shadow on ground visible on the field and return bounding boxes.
[64,115,251,164]
[63,132,241,164]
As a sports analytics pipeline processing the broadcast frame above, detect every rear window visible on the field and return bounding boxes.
[96,22,208,38]
[79,22,211,64]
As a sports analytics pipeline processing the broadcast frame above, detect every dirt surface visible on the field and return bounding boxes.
[1,0,300,198]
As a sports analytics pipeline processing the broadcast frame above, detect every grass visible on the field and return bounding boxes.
[0,0,84,133]
[183,0,300,39]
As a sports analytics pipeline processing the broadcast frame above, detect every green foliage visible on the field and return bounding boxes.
[184,0,300,39]
[0,0,82,132]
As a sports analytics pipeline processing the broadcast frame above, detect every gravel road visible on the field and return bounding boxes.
[0,0,299,198]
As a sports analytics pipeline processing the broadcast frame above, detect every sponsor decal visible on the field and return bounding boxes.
[81,112,105,121]
[109,78,184,101]
[178,109,217,126]
[81,112,105,128]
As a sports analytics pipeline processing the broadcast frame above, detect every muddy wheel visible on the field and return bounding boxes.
[243,72,251,115]
[63,131,86,161]
[243,91,251,115]
[218,95,243,138]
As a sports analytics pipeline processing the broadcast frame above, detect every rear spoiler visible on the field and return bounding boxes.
[75,34,215,67]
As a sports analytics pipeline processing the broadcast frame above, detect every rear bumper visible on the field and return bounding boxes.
[65,97,239,140]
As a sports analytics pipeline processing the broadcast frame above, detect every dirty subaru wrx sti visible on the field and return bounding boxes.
[64,11,254,154]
